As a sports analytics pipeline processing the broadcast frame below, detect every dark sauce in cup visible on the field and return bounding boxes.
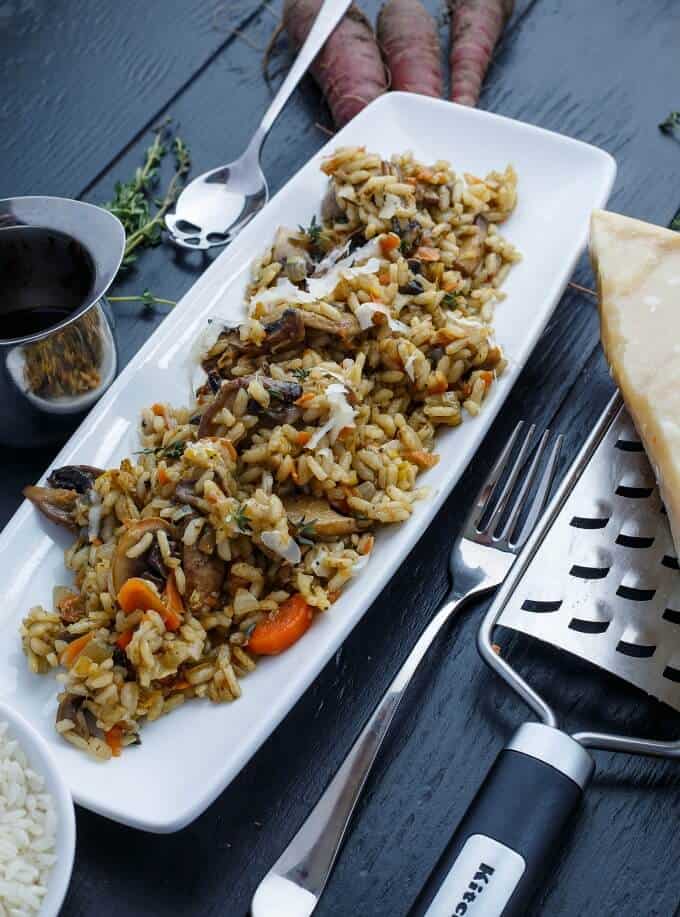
[0,226,95,341]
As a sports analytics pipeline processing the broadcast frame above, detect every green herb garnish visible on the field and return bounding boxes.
[108,289,177,309]
[442,292,466,309]
[103,121,191,271]
[298,214,322,246]
[291,516,317,545]
[291,367,310,382]
[229,504,252,534]
[660,111,680,134]
[135,440,186,461]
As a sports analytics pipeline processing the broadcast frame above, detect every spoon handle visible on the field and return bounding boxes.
[256,0,353,139]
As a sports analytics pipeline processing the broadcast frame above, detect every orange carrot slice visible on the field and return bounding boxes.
[248,594,313,655]
[117,576,182,632]
[105,725,124,757]
[60,631,94,668]
[380,233,401,255]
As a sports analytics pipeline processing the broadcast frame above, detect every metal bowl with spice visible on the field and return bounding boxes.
[0,196,125,446]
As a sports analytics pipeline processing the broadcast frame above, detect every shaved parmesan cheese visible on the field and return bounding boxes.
[306,383,357,450]
[404,352,418,381]
[378,193,403,221]
[355,302,409,334]
[261,530,301,565]
[307,257,382,301]
[247,278,316,311]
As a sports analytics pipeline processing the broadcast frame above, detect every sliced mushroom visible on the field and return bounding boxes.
[299,310,360,341]
[175,480,205,510]
[182,527,225,607]
[321,186,345,224]
[284,495,372,539]
[272,227,313,281]
[56,694,104,739]
[23,485,80,531]
[200,309,306,379]
[110,517,172,596]
[198,375,302,438]
[47,465,104,494]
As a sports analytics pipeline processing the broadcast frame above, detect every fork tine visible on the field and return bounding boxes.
[481,424,536,534]
[497,428,552,542]
[512,433,563,548]
[469,421,524,529]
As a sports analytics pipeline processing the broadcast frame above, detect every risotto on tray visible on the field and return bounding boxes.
[21,147,520,759]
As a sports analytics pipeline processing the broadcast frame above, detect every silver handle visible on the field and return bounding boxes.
[253,587,494,915]
[254,0,351,145]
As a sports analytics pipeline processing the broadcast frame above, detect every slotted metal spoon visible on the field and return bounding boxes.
[412,392,680,917]
[165,0,352,250]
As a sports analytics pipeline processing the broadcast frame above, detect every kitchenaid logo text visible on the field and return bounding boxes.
[450,862,495,916]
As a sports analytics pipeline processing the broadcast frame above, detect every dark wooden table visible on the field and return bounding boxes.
[3,1,680,914]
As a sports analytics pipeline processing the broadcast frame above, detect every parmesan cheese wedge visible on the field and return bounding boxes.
[591,209,680,556]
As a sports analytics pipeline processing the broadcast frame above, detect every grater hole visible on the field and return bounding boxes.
[616,584,656,601]
[569,564,609,580]
[615,485,654,498]
[614,438,644,452]
[568,618,609,634]
[616,641,656,658]
[570,516,609,530]
[663,608,680,624]
[520,599,562,613]
[615,533,655,549]
[662,555,679,570]
[663,666,680,683]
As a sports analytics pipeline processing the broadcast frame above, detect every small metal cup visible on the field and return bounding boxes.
[0,196,125,447]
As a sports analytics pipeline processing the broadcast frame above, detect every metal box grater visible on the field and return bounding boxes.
[498,393,680,711]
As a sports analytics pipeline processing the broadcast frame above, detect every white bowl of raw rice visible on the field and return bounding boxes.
[0,701,75,916]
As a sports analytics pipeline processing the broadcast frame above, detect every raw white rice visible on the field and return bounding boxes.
[0,722,57,916]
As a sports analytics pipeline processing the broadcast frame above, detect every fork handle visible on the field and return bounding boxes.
[252,589,489,915]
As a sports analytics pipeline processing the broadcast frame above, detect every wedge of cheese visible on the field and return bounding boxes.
[591,209,680,557]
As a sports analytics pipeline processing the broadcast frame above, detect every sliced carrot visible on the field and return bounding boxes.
[295,392,315,407]
[151,403,165,416]
[480,370,495,389]
[115,629,134,650]
[415,246,441,262]
[248,594,313,656]
[117,576,182,632]
[60,631,94,668]
[105,725,124,758]
[404,450,440,469]
[157,466,170,486]
[296,430,312,446]
[380,233,401,255]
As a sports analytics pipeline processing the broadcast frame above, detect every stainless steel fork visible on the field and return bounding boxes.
[250,423,563,917]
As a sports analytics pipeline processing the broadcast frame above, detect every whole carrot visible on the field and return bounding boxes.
[448,0,514,106]
[377,0,443,98]
[283,0,387,127]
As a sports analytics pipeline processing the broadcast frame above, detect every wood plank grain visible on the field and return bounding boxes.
[3,1,680,915]
[0,0,267,198]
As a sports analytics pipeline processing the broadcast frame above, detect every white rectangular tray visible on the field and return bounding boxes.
[0,92,616,831]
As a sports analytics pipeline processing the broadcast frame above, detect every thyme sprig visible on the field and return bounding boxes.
[103,122,191,270]
[108,289,177,309]
[135,440,186,461]
[290,515,317,545]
